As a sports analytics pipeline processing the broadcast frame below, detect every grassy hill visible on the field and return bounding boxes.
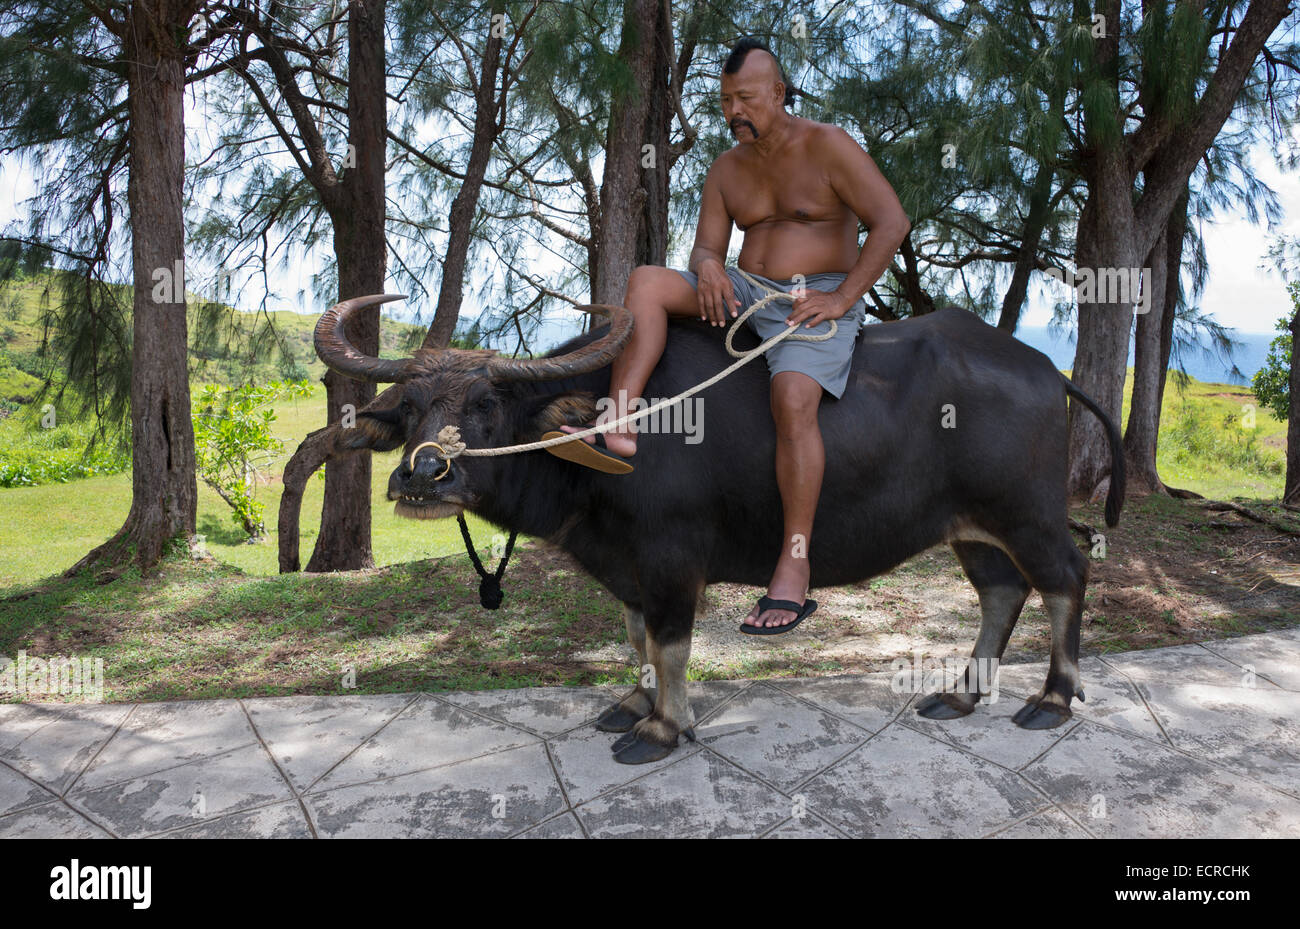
[0,270,426,402]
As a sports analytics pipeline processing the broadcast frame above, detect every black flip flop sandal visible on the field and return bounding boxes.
[739,595,818,636]
[541,430,634,474]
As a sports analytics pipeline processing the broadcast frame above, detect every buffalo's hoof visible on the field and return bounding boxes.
[594,703,645,733]
[915,692,976,721]
[612,733,676,765]
[610,729,639,753]
[1012,699,1072,730]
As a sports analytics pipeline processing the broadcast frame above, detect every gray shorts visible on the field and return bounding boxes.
[673,267,866,399]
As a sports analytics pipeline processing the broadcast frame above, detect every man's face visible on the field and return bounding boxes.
[719,51,785,143]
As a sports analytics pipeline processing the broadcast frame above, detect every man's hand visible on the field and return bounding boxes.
[786,288,854,329]
[696,258,741,327]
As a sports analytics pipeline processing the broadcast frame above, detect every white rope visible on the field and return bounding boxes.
[408,269,838,471]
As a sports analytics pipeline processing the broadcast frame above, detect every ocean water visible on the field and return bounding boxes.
[1011,325,1277,386]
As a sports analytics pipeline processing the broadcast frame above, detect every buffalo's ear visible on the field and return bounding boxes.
[343,406,405,452]
[527,391,598,435]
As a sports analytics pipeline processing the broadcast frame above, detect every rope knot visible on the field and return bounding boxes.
[435,425,467,458]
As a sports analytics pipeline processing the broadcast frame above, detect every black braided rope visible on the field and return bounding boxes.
[456,514,518,610]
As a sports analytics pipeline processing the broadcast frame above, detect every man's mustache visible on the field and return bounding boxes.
[730,118,759,138]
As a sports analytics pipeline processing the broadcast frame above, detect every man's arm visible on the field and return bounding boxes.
[787,127,910,328]
[689,161,742,325]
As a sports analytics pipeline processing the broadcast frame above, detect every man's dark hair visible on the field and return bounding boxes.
[722,37,796,107]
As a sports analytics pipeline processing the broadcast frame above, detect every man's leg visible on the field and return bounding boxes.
[559,266,700,458]
[743,371,825,629]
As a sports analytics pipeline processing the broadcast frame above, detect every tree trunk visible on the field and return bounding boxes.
[592,0,661,304]
[306,0,387,572]
[424,1,504,349]
[1066,146,1139,499]
[1123,186,1187,493]
[635,0,673,268]
[1122,211,1169,494]
[1066,0,1134,500]
[1286,306,1300,506]
[997,161,1055,333]
[70,0,198,577]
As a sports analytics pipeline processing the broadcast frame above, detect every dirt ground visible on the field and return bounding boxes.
[554,493,1300,678]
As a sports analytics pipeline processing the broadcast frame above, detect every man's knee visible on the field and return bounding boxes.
[626,265,698,315]
[771,373,823,435]
[627,265,657,296]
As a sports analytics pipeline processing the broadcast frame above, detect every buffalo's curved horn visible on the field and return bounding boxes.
[484,304,634,382]
[314,294,412,383]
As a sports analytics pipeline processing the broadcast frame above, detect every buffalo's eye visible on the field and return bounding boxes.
[398,399,413,417]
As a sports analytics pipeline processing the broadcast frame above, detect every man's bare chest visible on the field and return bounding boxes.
[720,159,846,231]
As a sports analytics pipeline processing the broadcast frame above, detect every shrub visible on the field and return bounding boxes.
[192,379,312,541]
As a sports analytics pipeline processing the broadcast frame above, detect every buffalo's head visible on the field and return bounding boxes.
[314,294,633,520]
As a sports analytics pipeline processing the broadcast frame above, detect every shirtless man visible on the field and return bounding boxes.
[549,37,910,633]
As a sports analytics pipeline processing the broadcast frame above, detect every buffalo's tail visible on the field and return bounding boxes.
[1061,376,1126,527]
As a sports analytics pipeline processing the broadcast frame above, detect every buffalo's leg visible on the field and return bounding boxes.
[594,605,654,732]
[917,540,1031,721]
[612,587,697,765]
[1002,527,1089,730]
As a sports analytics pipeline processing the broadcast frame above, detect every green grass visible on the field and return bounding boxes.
[0,386,504,588]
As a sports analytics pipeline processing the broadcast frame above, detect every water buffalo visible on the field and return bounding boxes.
[315,294,1124,764]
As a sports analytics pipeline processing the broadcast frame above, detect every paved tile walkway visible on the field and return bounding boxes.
[2,629,1298,838]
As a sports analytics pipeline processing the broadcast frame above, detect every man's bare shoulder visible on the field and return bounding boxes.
[801,119,863,152]
[709,146,743,172]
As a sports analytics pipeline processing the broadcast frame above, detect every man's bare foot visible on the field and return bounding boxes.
[741,558,811,629]
[558,419,637,458]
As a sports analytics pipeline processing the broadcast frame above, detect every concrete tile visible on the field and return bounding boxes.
[70,743,295,838]
[1101,644,1269,689]
[985,660,1047,697]
[799,724,1044,838]
[687,680,752,722]
[0,702,70,754]
[0,703,133,794]
[0,762,57,816]
[576,750,790,838]
[698,683,872,790]
[75,700,256,790]
[987,808,1090,838]
[546,724,700,805]
[1021,721,1300,837]
[437,686,615,738]
[308,743,566,838]
[1202,633,1300,691]
[770,672,913,733]
[903,692,1082,770]
[763,813,845,838]
[995,657,1169,743]
[515,811,585,838]
[159,800,313,838]
[312,695,536,790]
[0,800,113,838]
[1135,681,1300,794]
[243,693,416,792]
